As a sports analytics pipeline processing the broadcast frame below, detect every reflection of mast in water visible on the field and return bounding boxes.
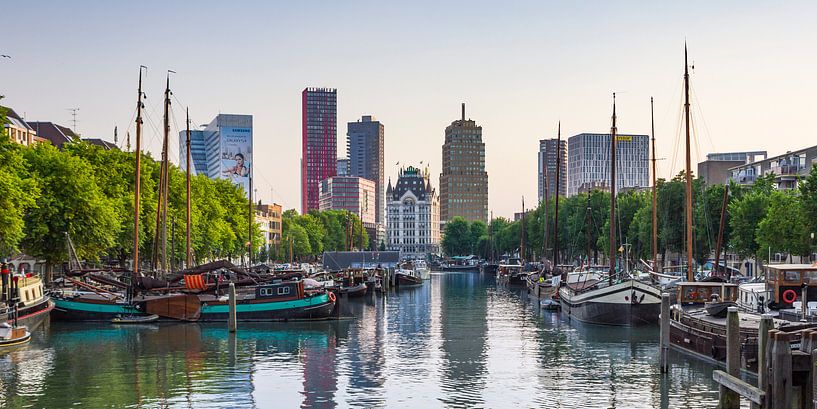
[438,273,488,407]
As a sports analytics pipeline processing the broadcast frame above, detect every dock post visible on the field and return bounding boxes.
[801,330,816,407]
[660,292,670,373]
[771,332,792,409]
[228,282,237,333]
[754,314,773,409]
[718,306,740,409]
[764,329,779,408]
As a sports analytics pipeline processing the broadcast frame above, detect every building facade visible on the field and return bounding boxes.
[255,203,283,252]
[347,116,385,226]
[179,129,208,176]
[3,107,39,146]
[439,104,488,223]
[538,138,567,201]
[387,166,440,258]
[319,176,377,227]
[567,133,649,197]
[730,145,817,190]
[697,151,767,186]
[180,114,253,194]
[336,157,350,176]
[301,87,337,214]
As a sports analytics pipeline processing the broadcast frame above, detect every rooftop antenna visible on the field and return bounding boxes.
[461,103,465,121]
[67,108,79,133]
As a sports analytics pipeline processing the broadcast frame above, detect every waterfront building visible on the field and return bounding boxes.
[567,133,649,197]
[82,138,118,150]
[319,176,377,247]
[697,151,767,186]
[538,138,567,201]
[179,114,253,193]
[302,87,337,214]
[729,144,817,190]
[179,129,208,176]
[347,116,385,226]
[387,166,440,258]
[2,108,39,146]
[336,157,350,176]
[255,202,283,253]
[439,104,488,223]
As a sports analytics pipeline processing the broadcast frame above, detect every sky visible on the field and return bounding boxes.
[3,1,816,218]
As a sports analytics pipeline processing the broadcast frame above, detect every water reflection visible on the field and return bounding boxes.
[0,273,729,408]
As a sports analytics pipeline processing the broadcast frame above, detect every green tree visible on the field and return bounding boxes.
[21,143,118,277]
[0,136,40,257]
[442,217,472,256]
[800,164,817,253]
[756,191,810,261]
[729,191,769,261]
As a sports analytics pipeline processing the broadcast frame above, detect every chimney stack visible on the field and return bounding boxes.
[461,103,465,121]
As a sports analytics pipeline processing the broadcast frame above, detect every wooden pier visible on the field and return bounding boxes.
[701,307,817,409]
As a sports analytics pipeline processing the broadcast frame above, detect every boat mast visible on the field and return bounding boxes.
[553,121,561,266]
[609,93,617,285]
[185,108,192,269]
[161,74,172,273]
[520,197,526,263]
[132,66,146,294]
[651,97,658,270]
[248,174,253,266]
[684,45,694,282]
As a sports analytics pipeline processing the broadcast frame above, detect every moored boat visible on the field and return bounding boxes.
[0,322,31,348]
[395,269,423,286]
[1,270,53,331]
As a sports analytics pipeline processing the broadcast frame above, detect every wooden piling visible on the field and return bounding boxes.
[754,314,773,409]
[718,306,740,409]
[764,329,779,409]
[802,330,816,407]
[228,282,237,333]
[771,332,792,409]
[660,292,670,373]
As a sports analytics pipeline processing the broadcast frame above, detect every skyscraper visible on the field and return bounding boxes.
[439,103,488,223]
[538,138,567,201]
[347,115,385,226]
[567,133,648,196]
[301,87,337,214]
[180,113,253,193]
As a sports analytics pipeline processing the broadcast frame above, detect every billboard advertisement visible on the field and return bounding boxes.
[220,126,253,195]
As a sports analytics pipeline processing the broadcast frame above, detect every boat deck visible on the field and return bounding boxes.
[566,279,600,292]
[676,305,790,332]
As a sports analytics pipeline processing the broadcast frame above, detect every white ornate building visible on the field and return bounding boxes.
[386,166,440,258]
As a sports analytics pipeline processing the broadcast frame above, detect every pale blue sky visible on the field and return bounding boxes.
[3,1,816,218]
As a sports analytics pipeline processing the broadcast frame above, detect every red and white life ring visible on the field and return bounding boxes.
[782,289,797,304]
[328,291,337,303]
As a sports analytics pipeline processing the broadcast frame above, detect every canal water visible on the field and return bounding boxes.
[1,272,732,408]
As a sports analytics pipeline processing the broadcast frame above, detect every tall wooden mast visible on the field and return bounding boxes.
[185,108,192,269]
[684,45,694,281]
[553,121,561,266]
[133,66,146,281]
[609,93,617,285]
[651,97,658,270]
[161,74,171,272]
[520,197,526,262]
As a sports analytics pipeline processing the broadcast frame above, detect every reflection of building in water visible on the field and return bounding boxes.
[438,273,488,407]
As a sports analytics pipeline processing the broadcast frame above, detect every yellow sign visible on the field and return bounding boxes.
[616,135,632,142]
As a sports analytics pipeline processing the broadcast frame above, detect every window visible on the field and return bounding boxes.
[278,286,291,295]
[784,271,801,282]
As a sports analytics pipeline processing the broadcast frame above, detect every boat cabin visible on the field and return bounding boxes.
[675,282,738,305]
[737,282,772,313]
[766,264,817,308]
[255,281,305,300]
